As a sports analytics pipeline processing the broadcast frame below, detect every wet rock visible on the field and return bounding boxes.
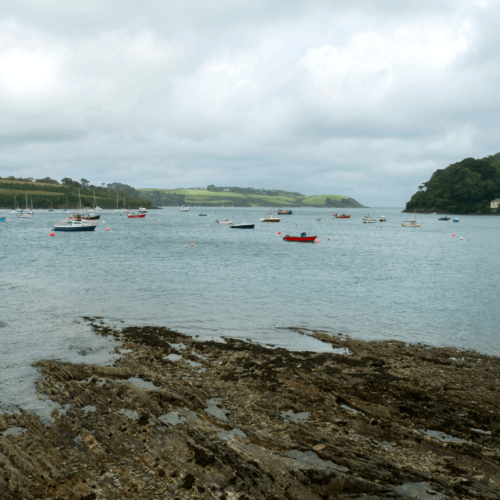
[1,322,499,499]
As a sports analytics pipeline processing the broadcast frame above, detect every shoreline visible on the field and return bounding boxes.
[1,320,499,499]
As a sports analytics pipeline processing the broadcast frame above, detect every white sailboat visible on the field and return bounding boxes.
[17,194,33,218]
[112,194,125,213]
[401,208,421,227]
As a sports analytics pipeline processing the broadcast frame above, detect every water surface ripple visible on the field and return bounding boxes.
[1,207,498,415]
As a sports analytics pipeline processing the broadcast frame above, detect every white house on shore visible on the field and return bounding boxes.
[491,199,500,212]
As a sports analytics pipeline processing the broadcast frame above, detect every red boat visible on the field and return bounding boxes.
[128,213,146,218]
[335,213,351,218]
[283,234,317,242]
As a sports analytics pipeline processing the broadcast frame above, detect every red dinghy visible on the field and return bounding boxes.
[283,233,317,242]
[128,213,146,218]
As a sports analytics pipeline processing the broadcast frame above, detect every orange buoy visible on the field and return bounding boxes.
[106,228,110,231]
[327,237,329,240]
[191,243,195,247]
[50,232,55,236]
[322,219,324,221]
[295,224,298,226]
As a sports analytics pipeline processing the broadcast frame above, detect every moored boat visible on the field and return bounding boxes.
[260,212,280,222]
[335,212,351,218]
[283,233,317,242]
[139,207,148,213]
[277,208,292,215]
[216,218,233,225]
[230,223,254,229]
[54,217,96,232]
[401,208,421,227]
[180,206,190,212]
[128,213,146,218]
[438,216,450,221]
[0,217,5,222]
[379,216,386,222]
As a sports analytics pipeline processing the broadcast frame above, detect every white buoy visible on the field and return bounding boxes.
[206,225,209,227]
[460,237,463,240]
[102,221,105,224]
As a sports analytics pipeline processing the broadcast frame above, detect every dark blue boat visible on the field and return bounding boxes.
[230,223,254,229]
[53,218,97,232]
[54,225,96,232]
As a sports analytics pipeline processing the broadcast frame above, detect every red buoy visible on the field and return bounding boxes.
[277,231,281,235]
[452,233,456,237]
[316,239,321,243]
[106,228,110,231]
[295,224,298,226]
[50,232,55,236]
[191,243,195,247]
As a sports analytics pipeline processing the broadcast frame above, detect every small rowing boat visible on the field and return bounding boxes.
[283,233,317,242]
[128,213,146,218]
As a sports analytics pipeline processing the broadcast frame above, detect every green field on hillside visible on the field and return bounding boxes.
[0,179,152,210]
[139,188,364,208]
[302,194,348,205]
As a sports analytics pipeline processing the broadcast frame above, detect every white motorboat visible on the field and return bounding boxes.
[363,217,376,223]
[260,212,281,222]
[139,207,148,213]
[216,218,233,225]
[379,216,386,222]
[180,206,190,212]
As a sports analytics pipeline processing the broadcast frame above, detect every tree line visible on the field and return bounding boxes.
[405,153,500,213]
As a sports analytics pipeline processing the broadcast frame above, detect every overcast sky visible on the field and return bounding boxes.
[0,0,498,205]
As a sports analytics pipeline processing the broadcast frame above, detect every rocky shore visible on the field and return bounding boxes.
[1,320,499,500]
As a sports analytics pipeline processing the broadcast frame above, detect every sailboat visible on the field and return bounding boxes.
[401,208,421,227]
[48,201,54,212]
[17,194,33,218]
[54,190,96,232]
[7,197,21,213]
[85,191,101,219]
[112,193,125,213]
[62,197,69,213]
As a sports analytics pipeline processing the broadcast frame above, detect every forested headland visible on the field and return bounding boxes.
[405,153,500,214]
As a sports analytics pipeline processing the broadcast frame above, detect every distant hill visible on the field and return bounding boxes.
[0,176,152,210]
[405,153,500,214]
[139,187,365,208]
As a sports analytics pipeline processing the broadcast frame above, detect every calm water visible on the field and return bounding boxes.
[1,207,499,417]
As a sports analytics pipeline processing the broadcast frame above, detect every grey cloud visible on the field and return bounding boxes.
[0,0,497,206]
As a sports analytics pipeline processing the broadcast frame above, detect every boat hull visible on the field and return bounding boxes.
[0,217,5,222]
[335,215,351,218]
[128,214,146,218]
[283,235,317,242]
[230,224,254,229]
[54,226,96,232]
[260,219,280,222]
[277,210,292,214]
